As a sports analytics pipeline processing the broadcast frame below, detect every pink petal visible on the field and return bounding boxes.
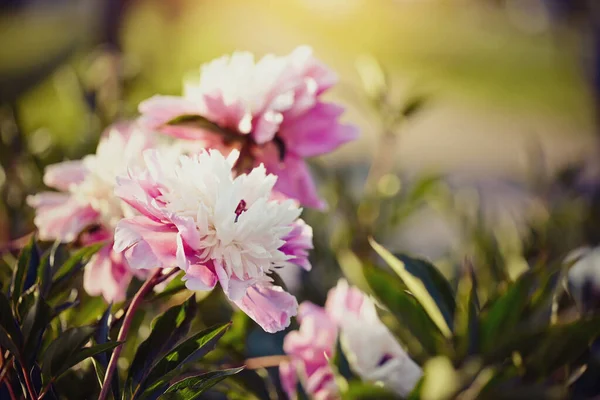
[114,216,179,270]
[278,361,298,400]
[138,95,201,130]
[280,219,313,271]
[234,283,298,333]
[325,279,366,324]
[281,102,359,158]
[27,193,99,242]
[43,160,88,191]
[214,260,253,301]
[261,152,326,210]
[182,263,218,291]
[83,244,132,303]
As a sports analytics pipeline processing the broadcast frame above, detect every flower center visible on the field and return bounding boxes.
[234,199,247,223]
[377,353,394,367]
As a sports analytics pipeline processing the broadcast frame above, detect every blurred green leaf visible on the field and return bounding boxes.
[159,367,244,400]
[453,266,479,361]
[52,242,105,283]
[480,270,537,353]
[370,239,452,337]
[342,381,399,399]
[526,317,600,377]
[138,322,231,399]
[394,253,455,326]
[151,272,188,302]
[365,266,446,359]
[127,296,197,395]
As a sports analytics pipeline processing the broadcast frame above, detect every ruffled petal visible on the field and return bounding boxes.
[261,151,326,210]
[114,217,179,270]
[43,160,88,191]
[27,193,99,242]
[83,244,132,303]
[234,283,298,333]
[281,102,359,158]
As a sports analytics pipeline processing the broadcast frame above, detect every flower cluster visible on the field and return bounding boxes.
[28,46,355,334]
[281,280,422,399]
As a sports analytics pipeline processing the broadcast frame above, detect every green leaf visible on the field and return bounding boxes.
[93,304,120,400]
[52,242,105,283]
[453,266,479,361]
[10,235,37,309]
[139,322,231,399]
[0,291,22,350]
[151,272,188,302]
[370,239,452,337]
[480,270,537,352]
[159,367,244,400]
[526,317,600,376]
[37,253,52,298]
[41,326,96,382]
[0,325,20,357]
[127,297,197,394]
[342,381,399,399]
[21,295,53,365]
[394,253,456,327]
[364,266,446,359]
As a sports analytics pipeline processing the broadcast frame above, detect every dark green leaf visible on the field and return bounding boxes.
[526,317,600,376]
[127,297,197,394]
[93,304,120,400]
[393,254,455,330]
[10,235,36,308]
[23,241,40,293]
[0,325,20,356]
[41,326,96,382]
[37,253,52,298]
[22,295,53,365]
[0,291,22,349]
[370,239,452,338]
[57,342,121,381]
[54,300,80,315]
[159,367,244,400]
[139,322,231,398]
[365,266,446,359]
[52,243,105,283]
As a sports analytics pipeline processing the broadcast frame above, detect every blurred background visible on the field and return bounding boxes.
[4,0,600,397]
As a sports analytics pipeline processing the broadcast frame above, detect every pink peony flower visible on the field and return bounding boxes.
[138,46,358,209]
[113,148,313,333]
[27,123,154,303]
[280,280,422,398]
[280,302,339,400]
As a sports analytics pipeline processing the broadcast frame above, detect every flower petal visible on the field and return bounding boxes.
[233,283,298,333]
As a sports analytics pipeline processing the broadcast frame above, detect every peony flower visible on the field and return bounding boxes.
[280,280,422,398]
[325,280,423,397]
[138,46,358,209]
[280,302,339,400]
[113,148,312,333]
[27,123,154,303]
